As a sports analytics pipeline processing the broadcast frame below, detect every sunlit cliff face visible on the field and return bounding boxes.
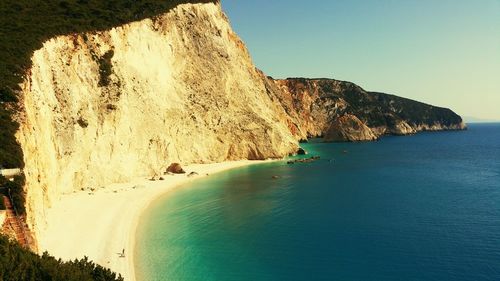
[15,2,298,241]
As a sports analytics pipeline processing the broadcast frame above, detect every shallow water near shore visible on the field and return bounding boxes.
[136,123,500,281]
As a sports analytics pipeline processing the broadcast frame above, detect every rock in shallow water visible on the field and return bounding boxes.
[297,148,307,155]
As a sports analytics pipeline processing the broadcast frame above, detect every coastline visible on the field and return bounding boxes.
[38,160,272,281]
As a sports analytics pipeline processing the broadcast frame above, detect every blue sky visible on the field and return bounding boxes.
[221,0,500,120]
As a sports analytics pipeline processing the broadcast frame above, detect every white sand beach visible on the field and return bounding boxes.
[38,160,269,281]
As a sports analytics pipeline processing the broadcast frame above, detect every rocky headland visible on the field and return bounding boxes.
[270,77,466,142]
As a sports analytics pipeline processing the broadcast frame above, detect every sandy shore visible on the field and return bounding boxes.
[38,160,270,281]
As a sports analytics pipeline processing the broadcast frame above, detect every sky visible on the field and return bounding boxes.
[221,0,500,121]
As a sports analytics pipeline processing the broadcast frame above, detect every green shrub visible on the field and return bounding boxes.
[98,50,115,87]
[0,175,25,214]
[0,107,23,169]
[0,234,123,281]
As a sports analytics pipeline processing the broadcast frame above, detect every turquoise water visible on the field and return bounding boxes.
[136,124,500,281]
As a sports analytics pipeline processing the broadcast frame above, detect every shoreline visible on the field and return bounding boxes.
[38,160,272,281]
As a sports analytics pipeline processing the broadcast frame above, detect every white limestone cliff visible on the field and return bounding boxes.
[15,2,298,240]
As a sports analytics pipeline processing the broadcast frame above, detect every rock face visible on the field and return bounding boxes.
[296,148,307,155]
[324,114,377,142]
[11,2,465,242]
[166,163,185,174]
[271,78,466,141]
[14,2,298,239]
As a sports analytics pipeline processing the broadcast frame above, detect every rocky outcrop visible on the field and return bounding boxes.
[166,163,185,174]
[272,78,466,141]
[297,148,307,155]
[324,114,377,142]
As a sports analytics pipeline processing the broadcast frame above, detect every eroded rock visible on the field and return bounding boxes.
[324,114,378,142]
[166,163,185,174]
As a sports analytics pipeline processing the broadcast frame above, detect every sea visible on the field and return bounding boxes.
[135,123,500,281]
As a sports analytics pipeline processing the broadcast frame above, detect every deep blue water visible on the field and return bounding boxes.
[136,123,500,281]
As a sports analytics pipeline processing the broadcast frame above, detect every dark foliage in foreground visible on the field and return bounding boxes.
[0,234,123,281]
[0,107,23,169]
[0,175,25,214]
